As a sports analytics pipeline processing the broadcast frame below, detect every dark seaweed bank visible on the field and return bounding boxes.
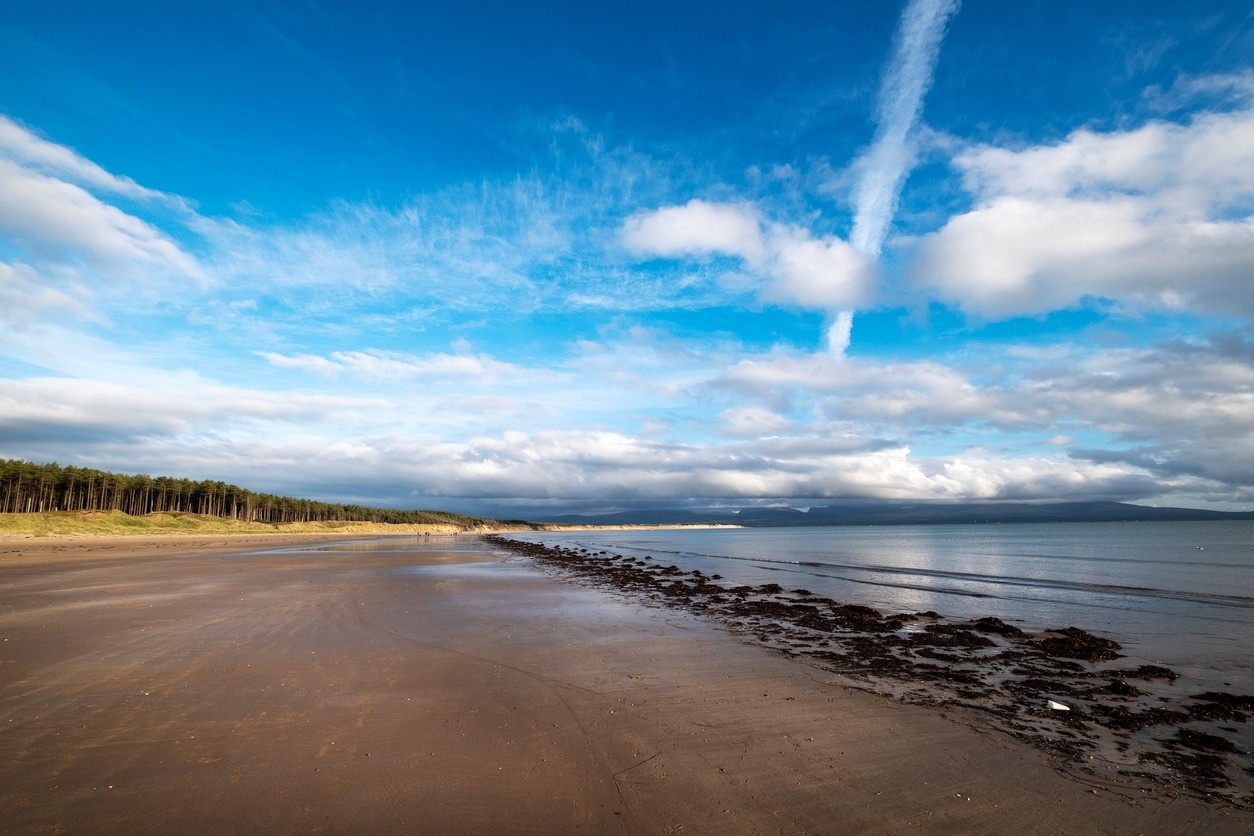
[487,535,1254,808]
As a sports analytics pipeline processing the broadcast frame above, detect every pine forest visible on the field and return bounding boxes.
[0,459,485,526]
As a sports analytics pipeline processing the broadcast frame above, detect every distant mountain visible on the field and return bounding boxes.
[536,501,1254,527]
[740,500,1254,526]
[540,509,719,526]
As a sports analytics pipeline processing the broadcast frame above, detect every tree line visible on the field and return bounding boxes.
[0,459,489,526]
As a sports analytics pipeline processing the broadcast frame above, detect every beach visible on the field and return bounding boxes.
[1,534,1249,833]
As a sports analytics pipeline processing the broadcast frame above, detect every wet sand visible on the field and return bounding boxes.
[1,535,1249,833]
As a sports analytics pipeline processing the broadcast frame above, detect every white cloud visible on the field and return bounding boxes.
[913,105,1254,317]
[620,0,959,358]
[383,428,1171,503]
[620,199,766,263]
[622,202,874,313]
[760,225,874,310]
[0,112,735,337]
[0,370,1208,504]
[1143,71,1254,115]
[718,349,1008,423]
[4,323,1248,508]
[0,375,396,475]
[933,455,1163,501]
[0,116,202,318]
[0,158,203,281]
[711,335,1254,500]
[719,406,793,438]
[259,349,542,384]
[0,114,174,203]
[1026,341,1254,483]
[0,262,97,327]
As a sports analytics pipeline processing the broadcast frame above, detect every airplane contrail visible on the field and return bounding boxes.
[850,0,962,259]
[830,0,960,356]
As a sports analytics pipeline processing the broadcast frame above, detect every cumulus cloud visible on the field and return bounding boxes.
[711,334,1254,501]
[621,200,875,314]
[400,429,924,499]
[620,199,766,263]
[932,455,1165,501]
[760,226,874,309]
[912,105,1254,317]
[371,428,1174,504]
[1022,338,1254,490]
[5,324,1247,508]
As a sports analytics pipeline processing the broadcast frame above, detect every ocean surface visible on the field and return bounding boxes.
[508,521,1254,694]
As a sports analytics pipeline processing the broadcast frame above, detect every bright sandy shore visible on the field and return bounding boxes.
[1,534,1248,833]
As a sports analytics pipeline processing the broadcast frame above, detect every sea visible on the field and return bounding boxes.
[506,521,1254,695]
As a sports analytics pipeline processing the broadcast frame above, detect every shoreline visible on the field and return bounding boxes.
[0,511,743,542]
[488,535,1254,809]
[538,523,744,531]
[1,534,1249,832]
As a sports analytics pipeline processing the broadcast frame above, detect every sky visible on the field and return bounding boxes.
[1,0,1253,517]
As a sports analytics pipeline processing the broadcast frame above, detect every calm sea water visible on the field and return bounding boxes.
[509,522,1254,693]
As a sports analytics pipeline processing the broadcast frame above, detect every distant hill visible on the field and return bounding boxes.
[538,501,1254,527]
[541,509,720,526]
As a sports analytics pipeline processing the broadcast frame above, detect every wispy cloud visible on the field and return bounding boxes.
[0,114,174,203]
[259,349,549,385]
[198,125,730,324]
[0,114,206,334]
[0,262,96,328]
[0,158,202,280]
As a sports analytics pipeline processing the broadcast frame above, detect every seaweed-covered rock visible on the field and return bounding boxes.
[965,616,1027,638]
[1191,691,1254,710]
[1033,627,1121,662]
[1174,727,1237,753]
[1123,664,1178,681]
[1084,679,1140,698]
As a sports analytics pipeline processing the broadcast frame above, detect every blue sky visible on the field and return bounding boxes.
[1,1,1252,515]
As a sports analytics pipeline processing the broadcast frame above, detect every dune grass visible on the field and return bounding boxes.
[0,510,508,537]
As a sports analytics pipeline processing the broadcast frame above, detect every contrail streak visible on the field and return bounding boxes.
[829,0,959,356]
[850,0,961,258]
